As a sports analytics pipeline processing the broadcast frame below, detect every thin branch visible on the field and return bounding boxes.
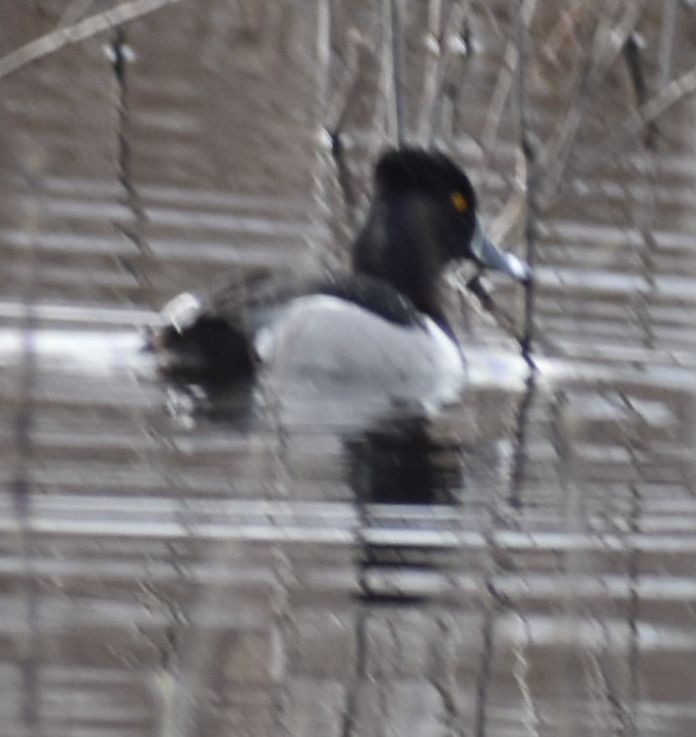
[380,0,399,145]
[417,0,444,145]
[450,1,538,350]
[0,0,185,80]
[516,0,538,361]
[417,0,470,146]
[389,0,407,145]
[324,28,371,240]
[658,0,678,89]
[480,25,520,153]
[623,32,659,150]
[480,0,537,154]
[325,29,371,136]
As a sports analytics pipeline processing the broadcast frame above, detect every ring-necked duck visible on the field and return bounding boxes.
[151,148,529,408]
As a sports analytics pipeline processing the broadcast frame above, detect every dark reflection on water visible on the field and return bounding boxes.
[344,416,463,506]
[344,415,465,604]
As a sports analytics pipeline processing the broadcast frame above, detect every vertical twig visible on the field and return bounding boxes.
[480,0,536,154]
[507,0,537,511]
[378,0,407,146]
[549,391,576,737]
[480,30,519,154]
[418,0,444,145]
[512,613,543,737]
[480,0,537,254]
[624,30,660,151]
[515,0,537,358]
[418,0,470,146]
[322,19,370,263]
[658,0,678,89]
[12,150,44,737]
[389,0,407,145]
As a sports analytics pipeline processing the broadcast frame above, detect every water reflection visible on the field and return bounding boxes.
[343,415,465,603]
[344,416,462,506]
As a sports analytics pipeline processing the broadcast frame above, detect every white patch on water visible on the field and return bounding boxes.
[463,346,530,390]
[0,328,156,376]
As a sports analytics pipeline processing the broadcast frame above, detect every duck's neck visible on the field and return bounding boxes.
[352,195,446,324]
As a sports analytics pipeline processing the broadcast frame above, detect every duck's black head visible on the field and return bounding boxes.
[353,148,529,321]
[375,148,479,256]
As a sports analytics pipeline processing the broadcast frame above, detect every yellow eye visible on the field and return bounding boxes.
[450,191,468,213]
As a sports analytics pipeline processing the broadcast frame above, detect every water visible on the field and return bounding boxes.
[3,314,695,736]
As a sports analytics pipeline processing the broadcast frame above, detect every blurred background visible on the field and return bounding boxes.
[2,1,696,736]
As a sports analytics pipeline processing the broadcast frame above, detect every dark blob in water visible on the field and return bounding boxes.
[343,416,462,506]
[343,416,465,605]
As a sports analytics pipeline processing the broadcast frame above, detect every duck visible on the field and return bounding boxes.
[150,148,529,411]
